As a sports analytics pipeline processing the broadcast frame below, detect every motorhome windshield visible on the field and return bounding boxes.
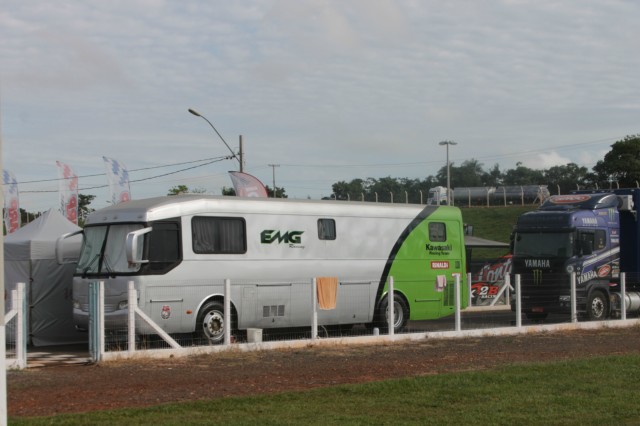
[76,224,144,275]
[513,232,574,258]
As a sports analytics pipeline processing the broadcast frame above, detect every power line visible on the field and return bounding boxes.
[20,157,229,194]
[16,156,230,185]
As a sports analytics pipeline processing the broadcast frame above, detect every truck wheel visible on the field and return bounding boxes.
[586,290,609,321]
[197,301,227,344]
[376,294,409,333]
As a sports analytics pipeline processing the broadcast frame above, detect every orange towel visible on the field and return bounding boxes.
[317,277,338,310]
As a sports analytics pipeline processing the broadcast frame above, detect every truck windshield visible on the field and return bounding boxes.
[76,224,144,275]
[513,232,574,258]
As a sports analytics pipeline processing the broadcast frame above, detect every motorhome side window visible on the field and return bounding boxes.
[147,222,181,273]
[318,218,336,240]
[429,222,446,242]
[192,216,247,254]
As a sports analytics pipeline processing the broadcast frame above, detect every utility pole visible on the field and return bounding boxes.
[238,135,244,172]
[439,140,457,205]
[268,164,280,198]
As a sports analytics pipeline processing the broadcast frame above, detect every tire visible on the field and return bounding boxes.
[586,290,609,321]
[197,301,227,344]
[376,294,409,333]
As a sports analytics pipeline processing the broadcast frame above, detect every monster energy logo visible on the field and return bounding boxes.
[532,269,543,285]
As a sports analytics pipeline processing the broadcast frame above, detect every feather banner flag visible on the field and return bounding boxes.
[2,169,21,233]
[103,156,131,205]
[228,171,268,197]
[56,161,79,224]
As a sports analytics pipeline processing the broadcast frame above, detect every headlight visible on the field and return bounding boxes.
[566,265,574,273]
[118,300,129,310]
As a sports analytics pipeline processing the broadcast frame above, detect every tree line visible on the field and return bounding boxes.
[16,134,638,227]
[330,135,640,203]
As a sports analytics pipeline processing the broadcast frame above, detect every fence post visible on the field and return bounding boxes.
[570,272,577,323]
[467,272,472,307]
[454,274,461,332]
[224,279,231,345]
[128,281,136,353]
[388,277,394,336]
[505,274,511,306]
[15,283,26,369]
[311,278,318,340]
[621,272,627,321]
[88,281,104,363]
[515,274,522,328]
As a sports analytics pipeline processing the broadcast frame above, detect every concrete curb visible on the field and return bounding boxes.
[100,317,640,362]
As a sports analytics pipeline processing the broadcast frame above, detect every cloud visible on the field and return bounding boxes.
[2,0,640,212]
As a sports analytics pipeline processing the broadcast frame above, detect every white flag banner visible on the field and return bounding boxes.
[103,156,131,205]
[2,169,21,233]
[56,161,79,224]
[228,171,268,198]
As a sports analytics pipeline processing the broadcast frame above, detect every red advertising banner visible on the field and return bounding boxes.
[2,169,20,233]
[228,171,268,198]
[56,161,79,224]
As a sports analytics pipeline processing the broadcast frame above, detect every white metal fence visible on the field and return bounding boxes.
[4,283,27,370]
[9,272,638,365]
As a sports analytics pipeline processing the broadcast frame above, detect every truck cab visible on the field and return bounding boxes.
[511,192,621,320]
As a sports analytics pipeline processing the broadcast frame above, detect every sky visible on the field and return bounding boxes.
[1,0,639,213]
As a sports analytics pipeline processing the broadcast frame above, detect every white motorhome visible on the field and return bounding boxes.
[65,195,467,343]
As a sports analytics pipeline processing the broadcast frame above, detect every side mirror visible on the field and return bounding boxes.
[126,227,153,264]
[56,230,84,265]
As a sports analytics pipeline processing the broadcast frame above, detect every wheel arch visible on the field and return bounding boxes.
[376,289,411,317]
[193,294,239,332]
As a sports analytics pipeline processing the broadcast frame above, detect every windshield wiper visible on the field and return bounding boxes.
[81,254,100,278]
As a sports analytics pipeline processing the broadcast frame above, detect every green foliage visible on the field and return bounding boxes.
[167,185,206,195]
[265,185,287,198]
[78,193,95,226]
[329,134,640,200]
[332,176,437,203]
[12,354,640,425]
[592,135,640,188]
[503,162,545,185]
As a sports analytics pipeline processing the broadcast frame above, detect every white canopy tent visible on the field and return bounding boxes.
[4,209,85,346]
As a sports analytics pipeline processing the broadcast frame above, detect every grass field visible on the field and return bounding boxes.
[461,205,535,243]
[11,354,640,425]
[460,205,535,263]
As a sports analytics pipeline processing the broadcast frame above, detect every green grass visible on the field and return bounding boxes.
[461,205,535,261]
[461,205,535,244]
[11,354,640,425]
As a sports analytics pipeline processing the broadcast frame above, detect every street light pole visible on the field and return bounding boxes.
[439,140,457,206]
[268,164,280,198]
[188,108,242,171]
